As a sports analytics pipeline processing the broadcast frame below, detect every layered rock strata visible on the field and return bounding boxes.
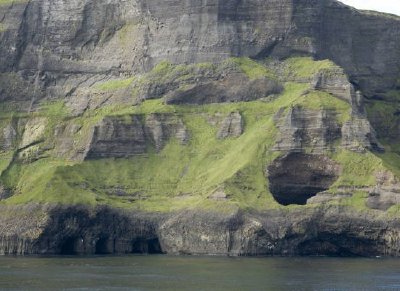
[2,204,400,257]
[0,0,399,106]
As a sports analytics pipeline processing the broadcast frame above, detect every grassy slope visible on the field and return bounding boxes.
[283,57,335,79]
[0,57,399,213]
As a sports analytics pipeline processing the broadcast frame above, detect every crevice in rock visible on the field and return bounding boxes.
[267,153,340,206]
[252,40,279,59]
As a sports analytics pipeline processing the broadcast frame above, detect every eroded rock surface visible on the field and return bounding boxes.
[144,113,189,151]
[311,66,365,114]
[273,106,341,153]
[341,117,384,152]
[2,204,400,257]
[367,188,400,211]
[86,113,188,159]
[86,115,147,159]
[217,112,244,139]
[165,77,282,105]
[0,0,399,105]
[2,123,17,151]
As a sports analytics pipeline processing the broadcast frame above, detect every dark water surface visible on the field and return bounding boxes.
[0,255,400,290]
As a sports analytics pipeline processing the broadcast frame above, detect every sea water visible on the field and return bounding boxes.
[0,255,399,290]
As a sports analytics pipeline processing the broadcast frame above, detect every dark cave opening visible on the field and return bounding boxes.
[60,237,80,255]
[95,237,113,254]
[298,239,357,256]
[132,238,163,254]
[267,153,340,206]
[297,233,380,257]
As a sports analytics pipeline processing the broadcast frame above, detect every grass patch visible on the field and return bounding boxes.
[366,100,400,139]
[0,152,14,176]
[117,22,140,46]
[283,57,336,79]
[377,150,400,179]
[384,90,400,102]
[338,190,370,211]
[0,0,27,6]
[295,90,351,124]
[229,57,275,80]
[136,61,216,86]
[330,150,385,187]
[0,24,6,32]
[2,159,96,205]
[95,77,135,91]
[36,100,70,144]
[38,100,69,118]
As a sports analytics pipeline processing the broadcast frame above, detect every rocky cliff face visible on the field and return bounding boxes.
[1,0,399,105]
[2,204,400,257]
[85,113,188,159]
[0,0,400,256]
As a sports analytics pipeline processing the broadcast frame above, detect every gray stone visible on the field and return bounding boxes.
[85,113,189,159]
[217,112,244,139]
[273,106,341,153]
[144,113,189,151]
[307,192,352,204]
[2,204,400,256]
[86,115,147,159]
[2,124,16,151]
[165,77,283,105]
[367,187,400,211]
[341,117,384,152]
[0,0,399,105]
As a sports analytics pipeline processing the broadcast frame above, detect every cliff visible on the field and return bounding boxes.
[0,0,400,256]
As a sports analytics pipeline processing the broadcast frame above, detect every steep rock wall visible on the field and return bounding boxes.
[0,0,399,104]
[2,204,400,257]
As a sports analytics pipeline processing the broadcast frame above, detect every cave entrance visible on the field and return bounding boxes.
[132,238,163,254]
[95,238,113,254]
[60,237,80,255]
[267,153,340,206]
[297,233,379,257]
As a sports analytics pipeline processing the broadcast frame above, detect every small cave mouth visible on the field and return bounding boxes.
[132,238,163,254]
[95,237,113,255]
[267,153,340,206]
[60,237,81,255]
[297,233,379,257]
